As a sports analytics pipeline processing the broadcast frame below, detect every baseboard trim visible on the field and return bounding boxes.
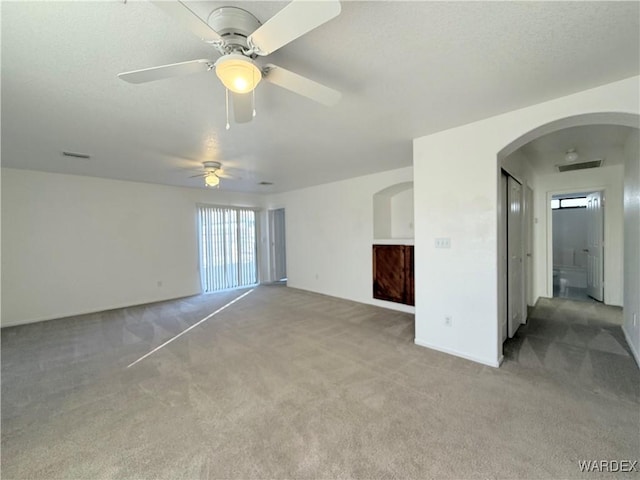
[414,338,500,368]
[622,324,640,368]
[286,285,415,314]
[1,290,201,328]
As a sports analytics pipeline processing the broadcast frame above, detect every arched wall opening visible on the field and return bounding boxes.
[373,181,414,241]
[495,112,640,361]
[497,112,640,161]
[413,75,639,368]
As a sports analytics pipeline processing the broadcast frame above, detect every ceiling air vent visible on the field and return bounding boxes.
[557,160,602,173]
[62,151,91,159]
[258,181,273,186]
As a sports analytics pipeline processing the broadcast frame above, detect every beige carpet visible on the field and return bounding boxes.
[2,286,638,479]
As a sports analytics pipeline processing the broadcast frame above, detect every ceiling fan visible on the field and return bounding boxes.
[118,0,342,125]
[190,161,237,187]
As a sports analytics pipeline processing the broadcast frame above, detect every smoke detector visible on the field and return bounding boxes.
[564,148,579,163]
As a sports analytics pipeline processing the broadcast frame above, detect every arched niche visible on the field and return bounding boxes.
[373,182,414,240]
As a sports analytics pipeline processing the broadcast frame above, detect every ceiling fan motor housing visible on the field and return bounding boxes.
[203,161,221,173]
[207,7,261,55]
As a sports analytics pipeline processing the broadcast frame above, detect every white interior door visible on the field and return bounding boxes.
[507,177,524,338]
[586,192,604,301]
[269,208,287,281]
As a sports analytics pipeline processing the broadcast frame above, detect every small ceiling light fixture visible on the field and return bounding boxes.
[204,173,220,188]
[214,54,262,94]
[565,148,579,163]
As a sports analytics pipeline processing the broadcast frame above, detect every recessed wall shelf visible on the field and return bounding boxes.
[373,182,414,240]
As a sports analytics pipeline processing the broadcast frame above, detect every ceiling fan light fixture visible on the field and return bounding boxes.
[205,173,220,188]
[214,54,261,94]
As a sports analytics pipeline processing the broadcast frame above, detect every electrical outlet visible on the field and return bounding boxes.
[445,315,452,326]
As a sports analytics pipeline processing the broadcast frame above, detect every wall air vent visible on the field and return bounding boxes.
[62,151,91,159]
[557,160,602,173]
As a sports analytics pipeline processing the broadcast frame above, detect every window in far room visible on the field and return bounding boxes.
[551,197,588,209]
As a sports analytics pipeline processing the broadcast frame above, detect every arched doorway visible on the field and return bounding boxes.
[496,112,639,364]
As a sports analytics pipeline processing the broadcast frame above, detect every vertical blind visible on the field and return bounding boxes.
[198,206,258,292]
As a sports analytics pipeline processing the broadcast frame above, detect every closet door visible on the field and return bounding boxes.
[507,177,524,338]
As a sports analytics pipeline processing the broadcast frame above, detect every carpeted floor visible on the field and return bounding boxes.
[503,297,638,401]
[2,286,638,479]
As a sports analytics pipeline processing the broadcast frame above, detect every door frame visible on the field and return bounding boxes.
[546,187,606,301]
[498,170,532,349]
[498,172,509,345]
[525,186,534,308]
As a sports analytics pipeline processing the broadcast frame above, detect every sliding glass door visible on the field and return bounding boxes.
[198,205,258,292]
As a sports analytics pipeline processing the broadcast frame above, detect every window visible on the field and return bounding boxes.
[551,197,588,210]
[198,205,258,292]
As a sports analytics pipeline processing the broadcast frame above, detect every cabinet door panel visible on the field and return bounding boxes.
[373,245,405,304]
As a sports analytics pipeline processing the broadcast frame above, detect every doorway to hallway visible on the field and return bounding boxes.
[551,191,604,303]
[268,208,287,283]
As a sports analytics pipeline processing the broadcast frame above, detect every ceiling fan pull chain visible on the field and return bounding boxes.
[252,70,257,118]
[225,88,230,130]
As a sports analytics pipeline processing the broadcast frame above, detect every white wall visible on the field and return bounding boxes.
[390,188,414,239]
[623,129,640,365]
[267,166,414,313]
[413,76,639,367]
[501,149,535,187]
[1,168,266,327]
[532,165,624,306]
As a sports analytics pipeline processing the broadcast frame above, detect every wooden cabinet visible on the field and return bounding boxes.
[373,245,414,306]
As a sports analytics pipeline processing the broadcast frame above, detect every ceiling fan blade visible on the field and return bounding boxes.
[232,92,254,124]
[248,0,341,56]
[217,169,241,180]
[263,64,341,106]
[150,1,224,45]
[217,173,239,180]
[189,173,207,178]
[118,59,212,84]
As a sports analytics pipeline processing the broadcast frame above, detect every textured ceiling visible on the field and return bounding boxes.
[2,1,639,192]
[520,124,636,175]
